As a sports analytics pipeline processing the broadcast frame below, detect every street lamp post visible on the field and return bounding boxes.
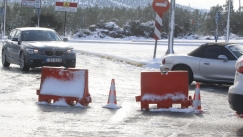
[4,0,6,37]
[226,0,231,42]
[166,0,175,54]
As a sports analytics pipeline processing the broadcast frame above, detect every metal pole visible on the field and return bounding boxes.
[4,0,6,37]
[153,40,158,59]
[38,15,39,27]
[240,0,241,12]
[166,0,175,54]
[64,11,66,37]
[215,11,220,42]
[215,25,218,42]
[226,0,231,42]
[30,9,31,26]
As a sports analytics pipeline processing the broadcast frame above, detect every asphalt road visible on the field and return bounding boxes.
[0,41,243,137]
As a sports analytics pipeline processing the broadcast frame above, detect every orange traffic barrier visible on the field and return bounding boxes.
[102,79,121,109]
[135,71,192,110]
[192,82,203,113]
[36,66,91,106]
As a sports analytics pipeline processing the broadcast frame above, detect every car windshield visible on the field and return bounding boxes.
[22,30,62,41]
[228,44,243,58]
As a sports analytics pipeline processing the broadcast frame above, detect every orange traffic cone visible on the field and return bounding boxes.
[192,82,203,113]
[102,79,121,109]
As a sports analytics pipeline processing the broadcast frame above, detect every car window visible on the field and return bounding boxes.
[203,47,219,59]
[14,30,21,40]
[228,45,243,58]
[223,48,236,60]
[8,30,17,40]
[203,46,235,60]
[22,30,62,41]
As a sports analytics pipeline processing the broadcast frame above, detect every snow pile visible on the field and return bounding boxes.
[71,21,243,40]
[51,98,69,106]
[141,93,187,101]
[73,21,155,39]
[40,70,86,99]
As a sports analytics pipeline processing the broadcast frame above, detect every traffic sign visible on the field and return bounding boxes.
[34,0,41,8]
[55,2,78,12]
[152,0,170,13]
[35,8,41,18]
[21,0,41,8]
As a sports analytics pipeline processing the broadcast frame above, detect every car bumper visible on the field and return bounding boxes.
[228,73,243,113]
[160,63,173,72]
[25,53,76,68]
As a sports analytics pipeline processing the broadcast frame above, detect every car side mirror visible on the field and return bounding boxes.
[12,37,21,45]
[218,55,228,61]
[63,37,68,42]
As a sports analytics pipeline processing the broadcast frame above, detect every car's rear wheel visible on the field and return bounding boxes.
[172,65,193,85]
[2,50,10,67]
[20,52,30,71]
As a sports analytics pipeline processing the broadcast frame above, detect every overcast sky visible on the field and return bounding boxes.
[176,0,240,10]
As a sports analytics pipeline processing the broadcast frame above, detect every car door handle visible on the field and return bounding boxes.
[204,62,210,65]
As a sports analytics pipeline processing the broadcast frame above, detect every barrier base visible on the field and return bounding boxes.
[136,95,192,111]
[37,90,92,106]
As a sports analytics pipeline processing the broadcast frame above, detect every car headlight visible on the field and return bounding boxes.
[67,49,75,54]
[26,49,39,54]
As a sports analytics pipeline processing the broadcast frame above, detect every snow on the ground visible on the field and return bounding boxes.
[102,103,121,109]
[150,107,195,113]
[3,35,239,113]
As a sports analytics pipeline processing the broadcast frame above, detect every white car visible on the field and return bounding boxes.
[228,56,243,114]
[160,42,243,85]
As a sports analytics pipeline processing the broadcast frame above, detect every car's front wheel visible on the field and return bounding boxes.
[172,65,193,85]
[2,50,10,67]
[20,52,30,71]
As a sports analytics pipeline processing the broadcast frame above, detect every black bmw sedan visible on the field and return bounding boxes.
[2,27,76,71]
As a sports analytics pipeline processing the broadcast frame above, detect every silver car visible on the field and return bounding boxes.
[160,42,243,85]
[2,27,76,71]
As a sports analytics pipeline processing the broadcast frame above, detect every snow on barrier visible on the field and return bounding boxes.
[135,71,192,110]
[36,66,91,106]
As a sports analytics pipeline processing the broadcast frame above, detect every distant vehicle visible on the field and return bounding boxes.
[2,27,76,71]
[160,42,243,85]
[228,56,243,114]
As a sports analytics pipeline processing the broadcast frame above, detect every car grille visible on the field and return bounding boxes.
[45,51,64,56]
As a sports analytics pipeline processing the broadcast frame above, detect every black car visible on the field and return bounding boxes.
[2,27,76,71]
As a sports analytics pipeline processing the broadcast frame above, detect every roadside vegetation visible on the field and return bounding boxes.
[2,1,242,38]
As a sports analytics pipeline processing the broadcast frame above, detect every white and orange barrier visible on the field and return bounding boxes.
[135,71,192,110]
[36,66,91,106]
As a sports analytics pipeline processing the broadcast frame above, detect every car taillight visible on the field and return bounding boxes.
[162,58,165,64]
[236,61,243,73]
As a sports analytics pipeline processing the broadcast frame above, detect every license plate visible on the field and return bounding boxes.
[46,58,62,63]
